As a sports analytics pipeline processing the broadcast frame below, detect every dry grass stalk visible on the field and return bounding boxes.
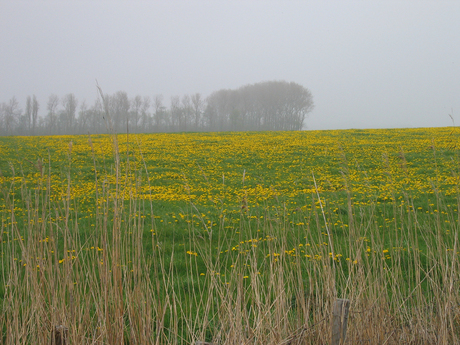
[1,127,460,344]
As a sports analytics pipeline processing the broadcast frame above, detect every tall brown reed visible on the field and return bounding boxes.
[1,132,459,344]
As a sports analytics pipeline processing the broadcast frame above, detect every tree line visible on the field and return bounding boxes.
[0,81,314,136]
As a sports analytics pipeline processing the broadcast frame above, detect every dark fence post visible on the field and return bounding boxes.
[332,298,350,345]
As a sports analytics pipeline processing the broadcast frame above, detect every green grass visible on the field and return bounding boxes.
[1,128,460,343]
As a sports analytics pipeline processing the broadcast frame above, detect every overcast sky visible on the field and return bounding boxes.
[1,1,459,130]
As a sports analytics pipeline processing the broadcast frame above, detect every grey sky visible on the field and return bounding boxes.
[1,1,459,130]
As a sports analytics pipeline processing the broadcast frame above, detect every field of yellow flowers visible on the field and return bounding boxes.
[1,128,459,257]
[0,128,459,344]
[2,127,459,222]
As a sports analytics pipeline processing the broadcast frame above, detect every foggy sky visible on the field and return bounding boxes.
[1,1,459,130]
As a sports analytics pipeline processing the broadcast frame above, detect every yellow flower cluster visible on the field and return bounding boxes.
[1,127,459,275]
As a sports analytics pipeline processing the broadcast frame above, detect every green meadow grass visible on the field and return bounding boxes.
[0,128,460,344]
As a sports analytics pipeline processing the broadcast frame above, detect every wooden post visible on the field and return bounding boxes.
[332,298,350,345]
[51,325,68,345]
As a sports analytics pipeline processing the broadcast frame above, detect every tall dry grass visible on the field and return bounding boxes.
[1,99,459,343]
[1,137,459,344]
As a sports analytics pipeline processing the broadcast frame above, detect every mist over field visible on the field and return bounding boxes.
[1,1,459,132]
[2,3,460,342]
[0,81,314,135]
[2,127,460,343]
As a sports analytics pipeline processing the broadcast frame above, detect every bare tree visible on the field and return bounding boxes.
[78,101,89,133]
[88,98,104,133]
[0,80,313,135]
[206,89,234,131]
[205,81,314,131]
[140,96,151,131]
[153,94,165,131]
[130,95,143,133]
[2,97,21,135]
[203,103,217,131]
[25,96,32,133]
[62,93,78,134]
[110,91,130,132]
[46,94,59,134]
[181,94,192,131]
[32,95,39,135]
[170,95,182,131]
[190,93,205,130]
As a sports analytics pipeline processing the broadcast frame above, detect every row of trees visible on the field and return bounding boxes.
[0,81,314,136]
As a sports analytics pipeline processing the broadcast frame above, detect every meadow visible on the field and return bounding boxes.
[1,128,459,344]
